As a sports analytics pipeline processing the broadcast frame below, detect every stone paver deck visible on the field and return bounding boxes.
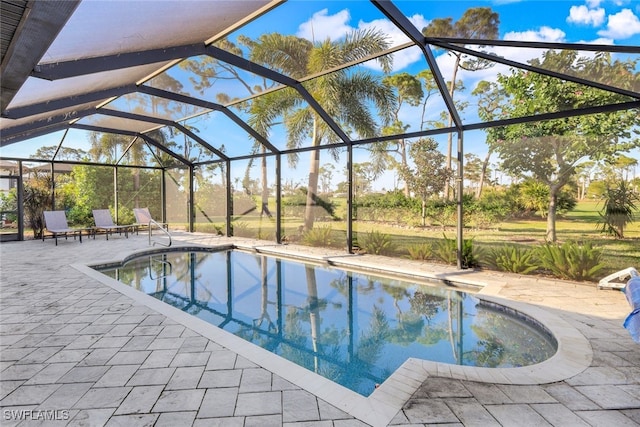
[1,231,638,426]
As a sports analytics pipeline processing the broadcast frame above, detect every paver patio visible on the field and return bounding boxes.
[1,232,638,426]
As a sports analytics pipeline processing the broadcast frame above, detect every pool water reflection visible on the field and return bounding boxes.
[97,249,556,396]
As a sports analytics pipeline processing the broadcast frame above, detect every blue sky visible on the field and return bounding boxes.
[222,0,639,189]
[6,0,638,189]
[279,0,640,46]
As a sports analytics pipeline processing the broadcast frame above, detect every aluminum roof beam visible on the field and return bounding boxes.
[31,43,208,80]
[206,45,352,143]
[433,41,640,99]
[426,37,640,54]
[2,84,137,120]
[98,109,230,161]
[0,106,97,144]
[372,0,463,131]
[136,85,279,155]
[70,123,192,167]
[0,1,80,113]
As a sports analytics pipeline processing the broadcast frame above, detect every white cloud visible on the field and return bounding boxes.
[358,14,430,70]
[296,8,353,42]
[586,37,615,45]
[296,9,431,72]
[586,0,603,8]
[567,5,606,26]
[598,9,640,39]
[504,26,567,42]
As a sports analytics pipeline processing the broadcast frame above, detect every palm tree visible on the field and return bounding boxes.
[246,30,396,231]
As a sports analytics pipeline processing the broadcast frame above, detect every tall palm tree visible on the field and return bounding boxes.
[247,30,396,231]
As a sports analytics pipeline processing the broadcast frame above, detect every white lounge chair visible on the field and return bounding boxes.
[43,210,84,246]
[133,207,168,231]
[92,209,133,240]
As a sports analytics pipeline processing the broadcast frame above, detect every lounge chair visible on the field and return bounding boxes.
[133,207,168,231]
[43,210,84,246]
[92,209,133,240]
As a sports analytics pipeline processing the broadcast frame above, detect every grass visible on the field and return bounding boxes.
[22,199,636,282]
[226,199,639,282]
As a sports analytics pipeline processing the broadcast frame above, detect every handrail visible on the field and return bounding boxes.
[148,219,172,247]
[149,256,172,280]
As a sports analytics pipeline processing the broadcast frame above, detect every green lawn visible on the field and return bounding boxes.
[227,199,639,282]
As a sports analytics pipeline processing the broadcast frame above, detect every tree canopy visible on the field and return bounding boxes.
[488,50,640,241]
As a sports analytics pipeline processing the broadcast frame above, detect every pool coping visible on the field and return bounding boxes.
[72,242,593,427]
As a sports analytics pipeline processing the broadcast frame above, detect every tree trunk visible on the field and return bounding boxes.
[546,186,559,242]
[443,57,461,201]
[476,149,492,199]
[304,119,320,231]
[401,139,410,197]
[260,148,271,217]
[134,169,140,208]
[422,198,427,226]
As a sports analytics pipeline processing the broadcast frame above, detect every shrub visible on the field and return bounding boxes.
[434,234,483,268]
[282,188,336,221]
[231,221,253,238]
[23,183,51,239]
[359,230,396,255]
[114,206,135,225]
[535,241,605,281]
[477,187,518,220]
[598,180,639,239]
[512,180,577,218]
[302,226,334,247]
[424,200,456,228]
[196,223,224,235]
[406,242,433,260]
[486,245,538,274]
[434,235,457,265]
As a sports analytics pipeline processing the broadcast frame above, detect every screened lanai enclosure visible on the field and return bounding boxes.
[1,0,639,270]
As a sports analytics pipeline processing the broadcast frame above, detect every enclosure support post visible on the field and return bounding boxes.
[50,162,55,209]
[113,167,118,223]
[226,159,232,237]
[188,165,194,232]
[347,143,353,254]
[276,154,282,244]
[17,160,24,241]
[456,132,464,270]
[161,169,166,224]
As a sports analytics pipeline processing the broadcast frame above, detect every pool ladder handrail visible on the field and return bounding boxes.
[148,219,172,247]
[149,256,173,280]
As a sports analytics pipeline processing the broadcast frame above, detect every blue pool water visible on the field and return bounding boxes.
[96,249,556,396]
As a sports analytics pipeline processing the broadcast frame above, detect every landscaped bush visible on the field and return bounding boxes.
[359,230,396,255]
[114,206,135,225]
[435,234,484,268]
[535,241,604,281]
[302,225,334,247]
[424,200,457,228]
[476,187,519,220]
[282,188,336,221]
[231,221,253,238]
[598,180,639,239]
[434,235,457,264]
[354,190,421,222]
[195,223,224,235]
[486,245,538,274]
[406,242,433,260]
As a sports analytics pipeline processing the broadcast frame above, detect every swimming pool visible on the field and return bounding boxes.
[95,248,556,396]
